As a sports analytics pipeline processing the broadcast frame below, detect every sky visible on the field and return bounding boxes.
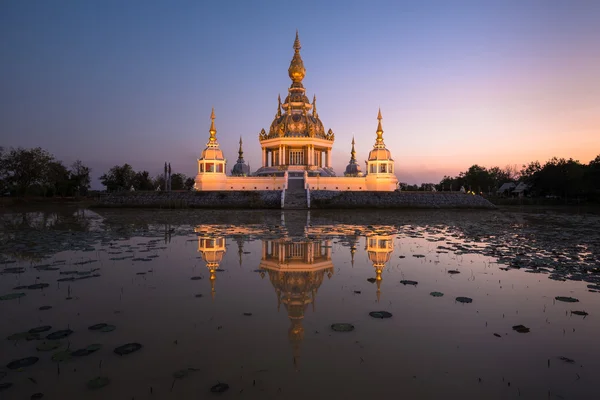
[1,0,599,188]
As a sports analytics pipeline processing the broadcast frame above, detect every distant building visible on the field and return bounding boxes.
[194,32,398,192]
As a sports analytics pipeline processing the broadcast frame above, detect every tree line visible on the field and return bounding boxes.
[429,155,600,200]
[99,164,195,192]
[0,147,91,197]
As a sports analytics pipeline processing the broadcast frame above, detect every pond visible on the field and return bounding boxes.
[1,207,599,399]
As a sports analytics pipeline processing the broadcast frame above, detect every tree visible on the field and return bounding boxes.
[132,171,154,191]
[184,177,195,191]
[99,164,136,192]
[70,160,91,196]
[44,161,70,196]
[1,147,54,195]
[170,173,186,190]
[153,174,165,191]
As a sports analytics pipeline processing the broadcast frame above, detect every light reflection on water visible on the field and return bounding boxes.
[0,208,599,399]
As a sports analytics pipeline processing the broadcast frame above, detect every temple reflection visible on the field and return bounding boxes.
[193,217,397,369]
[366,234,394,302]
[195,232,226,300]
[259,238,334,370]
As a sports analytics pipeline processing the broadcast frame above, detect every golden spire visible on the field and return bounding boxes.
[312,94,317,116]
[276,95,282,118]
[208,107,217,143]
[288,31,306,83]
[376,267,383,303]
[350,136,357,161]
[376,108,384,145]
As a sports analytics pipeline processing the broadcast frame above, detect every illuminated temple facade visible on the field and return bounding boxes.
[194,32,398,192]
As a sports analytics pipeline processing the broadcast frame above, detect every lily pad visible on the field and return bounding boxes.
[27,283,49,290]
[31,393,44,399]
[455,297,473,304]
[447,270,460,274]
[7,332,39,341]
[430,291,444,297]
[0,293,26,301]
[72,344,102,357]
[7,357,39,369]
[559,356,575,363]
[87,376,110,390]
[99,325,116,333]
[51,350,72,363]
[29,326,52,334]
[555,296,579,303]
[366,278,377,283]
[114,342,142,356]
[369,311,392,319]
[512,324,530,333]
[88,323,107,331]
[400,280,418,286]
[571,311,588,316]
[210,383,229,393]
[331,323,355,332]
[190,276,202,281]
[36,341,62,352]
[38,306,52,311]
[46,329,73,340]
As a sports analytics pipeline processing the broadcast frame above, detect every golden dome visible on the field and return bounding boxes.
[259,33,334,142]
[200,108,225,160]
[367,108,393,161]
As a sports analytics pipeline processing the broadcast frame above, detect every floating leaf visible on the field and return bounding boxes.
[493,333,502,338]
[447,270,460,274]
[31,393,44,399]
[36,341,62,352]
[430,291,444,297]
[571,311,588,316]
[173,370,189,379]
[413,254,425,258]
[369,311,392,319]
[72,344,102,357]
[7,332,39,341]
[555,296,579,303]
[400,280,418,286]
[27,283,49,290]
[366,278,376,283]
[243,313,252,316]
[99,325,116,333]
[0,293,25,301]
[87,376,110,390]
[331,323,355,332]
[512,325,530,333]
[29,326,52,334]
[7,357,39,369]
[210,383,229,393]
[455,297,473,304]
[46,329,73,340]
[38,306,52,311]
[88,323,107,331]
[114,342,142,356]
[190,277,202,281]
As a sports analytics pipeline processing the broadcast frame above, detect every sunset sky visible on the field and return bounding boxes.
[2,0,599,188]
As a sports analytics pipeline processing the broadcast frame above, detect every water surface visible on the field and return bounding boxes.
[1,207,599,399]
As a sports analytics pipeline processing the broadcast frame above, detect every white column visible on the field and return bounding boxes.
[278,145,282,166]
[262,148,266,167]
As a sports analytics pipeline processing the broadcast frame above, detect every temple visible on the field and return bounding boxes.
[194,32,398,192]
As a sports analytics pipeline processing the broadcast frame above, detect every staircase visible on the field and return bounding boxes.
[284,189,308,209]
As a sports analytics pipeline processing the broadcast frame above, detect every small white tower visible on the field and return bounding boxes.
[365,109,398,191]
[194,108,227,190]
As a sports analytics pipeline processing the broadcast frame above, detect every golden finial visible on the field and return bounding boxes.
[312,94,317,116]
[210,269,217,301]
[238,136,243,158]
[209,107,217,142]
[288,31,306,83]
[376,108,384,144]
[294,29,301,52]
[276,95,282,118]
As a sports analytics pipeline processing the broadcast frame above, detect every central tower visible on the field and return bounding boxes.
[255,32,336,178]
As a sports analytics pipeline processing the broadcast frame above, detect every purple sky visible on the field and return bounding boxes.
[2,1,599,189]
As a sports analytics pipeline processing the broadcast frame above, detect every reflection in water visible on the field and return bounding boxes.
[1,209,600,399]
[366,234,394,302]
[260,238,334,369]
[195,232,226,300]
